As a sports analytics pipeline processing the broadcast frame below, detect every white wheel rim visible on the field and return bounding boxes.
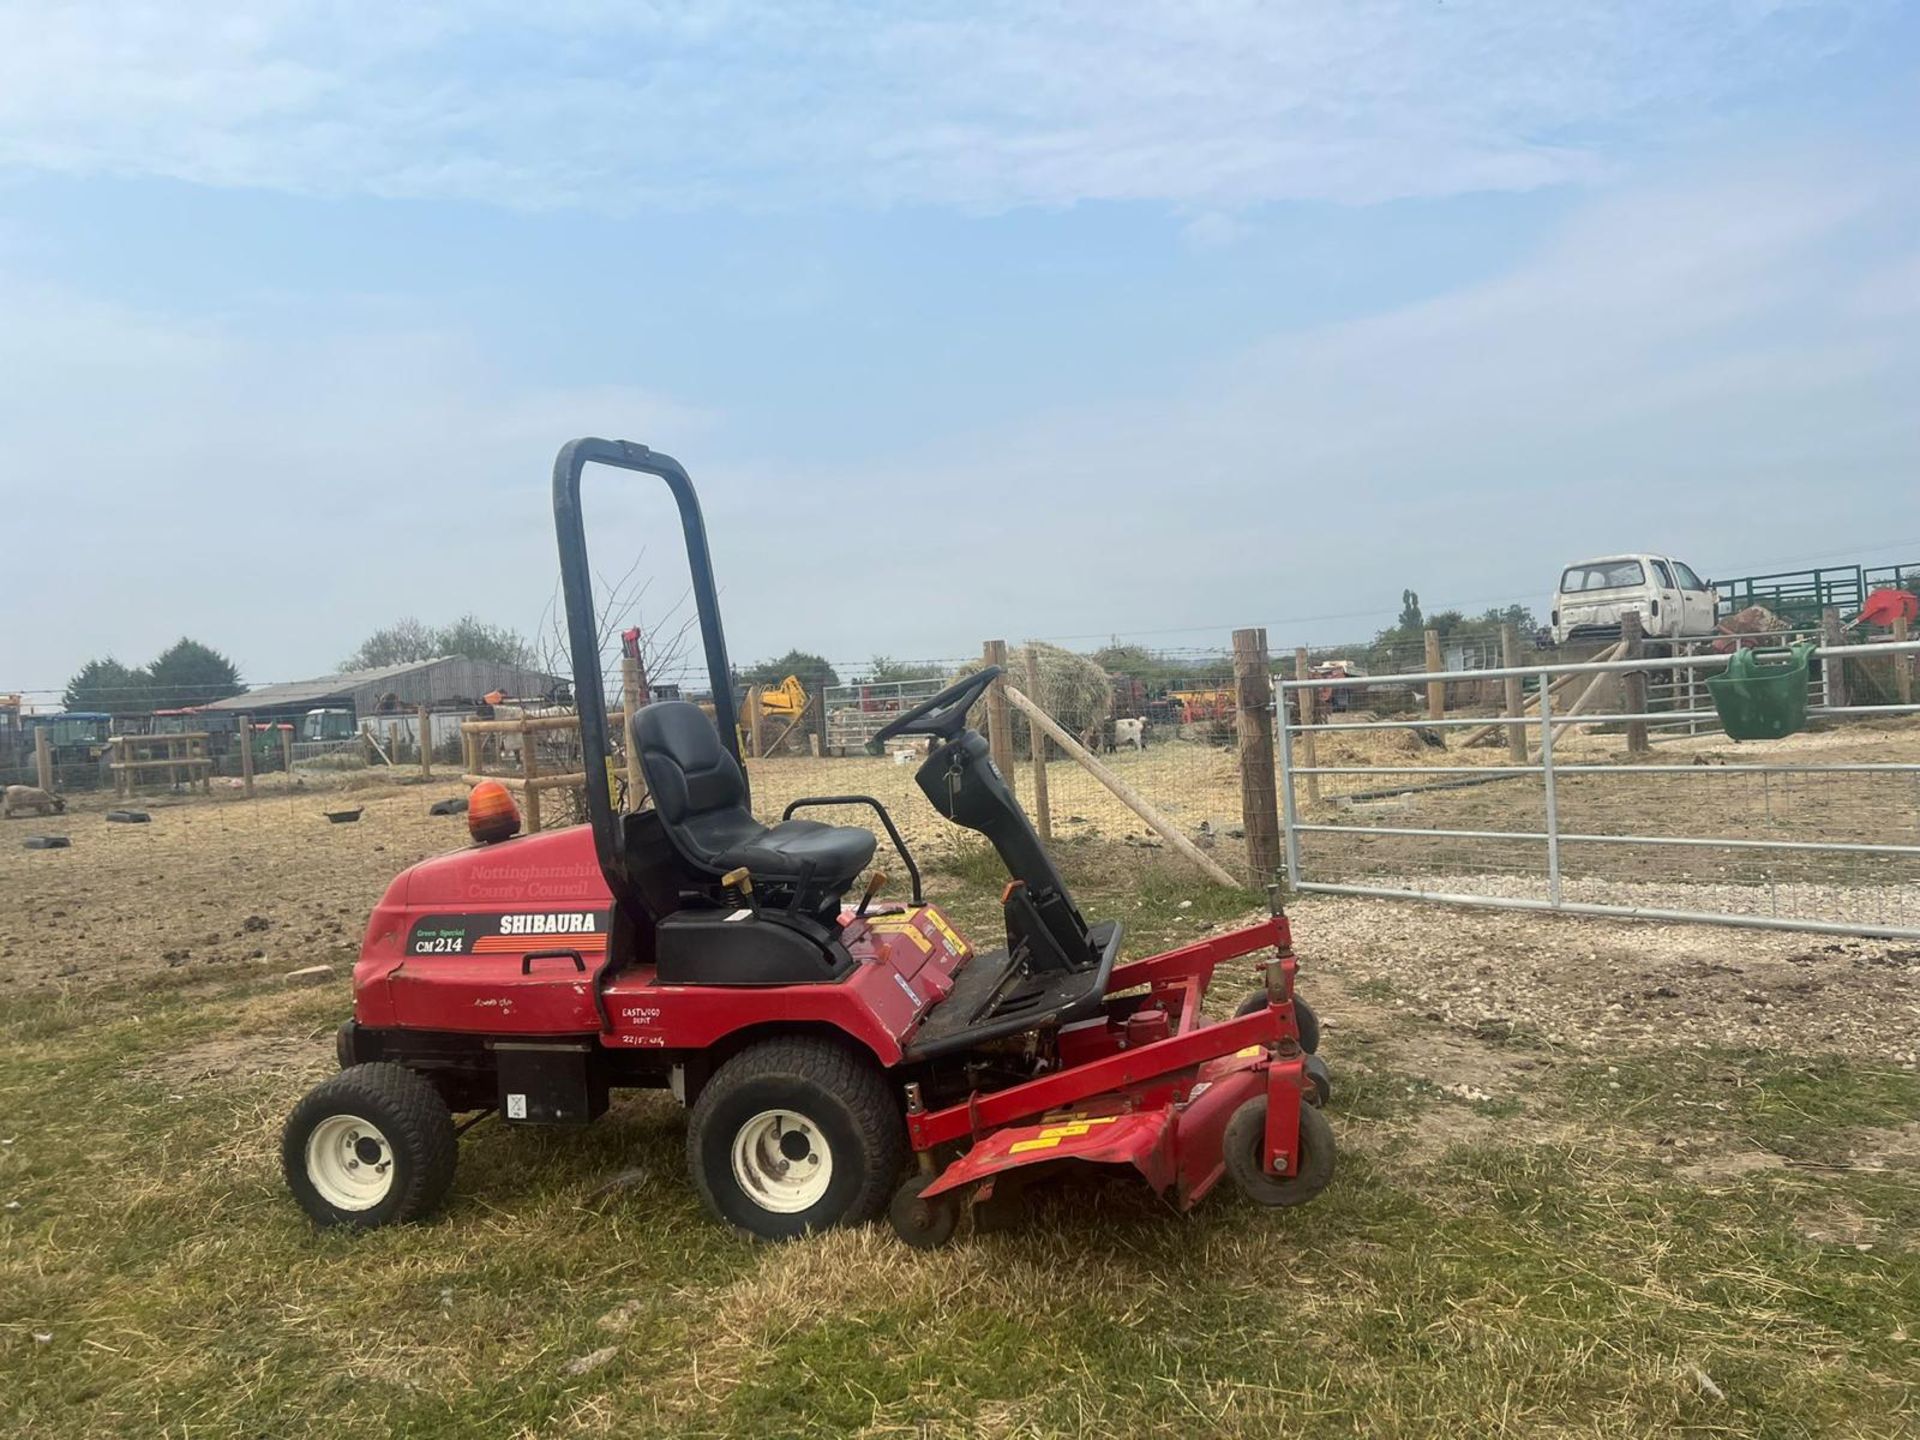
[729,1108,834,1214]
[305,1113,396,1211]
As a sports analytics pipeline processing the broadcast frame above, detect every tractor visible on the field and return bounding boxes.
[282,439,1334,1245]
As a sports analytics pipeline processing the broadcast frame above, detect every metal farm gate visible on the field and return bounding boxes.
[1275,637,1920,940]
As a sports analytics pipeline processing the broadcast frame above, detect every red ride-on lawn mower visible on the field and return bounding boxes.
[282,438,1335,1245]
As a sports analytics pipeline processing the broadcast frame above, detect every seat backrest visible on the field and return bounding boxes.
[632,701,753,871]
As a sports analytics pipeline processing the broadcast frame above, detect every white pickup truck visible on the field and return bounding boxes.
[1551,554,1718,645]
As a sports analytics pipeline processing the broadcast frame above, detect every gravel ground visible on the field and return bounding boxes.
[1295,890,1920,1067]
[1301,867,1920,936]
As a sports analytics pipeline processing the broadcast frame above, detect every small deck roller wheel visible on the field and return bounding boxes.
[1223,1096,1335,1209]
[1234,989,1321,1054]
[283,1062,457,1228]
[888,1173,960,1249]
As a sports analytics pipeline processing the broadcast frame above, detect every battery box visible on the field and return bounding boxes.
[494,1042,609,1126]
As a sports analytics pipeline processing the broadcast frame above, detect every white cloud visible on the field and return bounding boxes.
[713,160,1920,658]
[2,156,1913,690]
[0,1,1890,210]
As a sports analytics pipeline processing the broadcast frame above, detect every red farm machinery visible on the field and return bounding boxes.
[282,438,1334,1245]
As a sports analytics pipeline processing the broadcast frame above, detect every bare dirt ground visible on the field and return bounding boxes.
[5,768,1914,1074]
[0,775,468,993]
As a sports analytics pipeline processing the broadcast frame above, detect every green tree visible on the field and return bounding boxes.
[342,617,437,669]
[436,614,534,667]
[144,638,243,710]
[862,655,943,684]
[1477,603,1542,633]
[343,615,533,671]
[63,657,149,713]
[1093,643,1229,692]
[1397,589,1423,631]
[740,650,839,695]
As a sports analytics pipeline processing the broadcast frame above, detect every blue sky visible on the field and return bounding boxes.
[2,1,1917,694]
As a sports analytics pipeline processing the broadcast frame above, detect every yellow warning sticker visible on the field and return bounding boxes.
[923,910,967,954]
[1009,1136,1063,1154]
[1038,1116,1119,1139]
[867,916,933,952]
[1235,1045,1263,1058]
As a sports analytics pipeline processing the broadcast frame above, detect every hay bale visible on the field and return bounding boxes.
[954,642,1111,756]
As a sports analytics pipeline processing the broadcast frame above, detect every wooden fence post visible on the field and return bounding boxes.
[521,722,542,833]
[1822,606,1849,709]
[418,706,433,777]
[1233,628,1281,883]
[621,654,649,805]
[1895,614,1913,706]
[280,724,294,780]
[238,715,255,797]
[1424,628,1445,721]
[1500,625,1528,763]
[1621,612,1649,755]
[1024,648,1052,841]
[1292,646,1320,808]
[744,685,764,759]
[984,640,1016,796]
[35,726,53,793]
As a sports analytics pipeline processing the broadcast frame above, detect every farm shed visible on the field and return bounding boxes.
[205,657,564,723]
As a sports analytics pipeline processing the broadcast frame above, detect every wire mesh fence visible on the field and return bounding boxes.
[744,717,1245,872]
[1279,638,1920,938]
[11,622,1917,928]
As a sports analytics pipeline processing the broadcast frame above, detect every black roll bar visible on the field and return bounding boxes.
[552,439,742,896]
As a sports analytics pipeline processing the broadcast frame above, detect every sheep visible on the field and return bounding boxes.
[3,785,66,819]
[1113,718,1149,750]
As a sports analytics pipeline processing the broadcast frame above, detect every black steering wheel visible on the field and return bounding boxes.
[867,666,1002,753]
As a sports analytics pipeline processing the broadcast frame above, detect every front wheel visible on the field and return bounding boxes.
[1222,1096,1335,1209]
[688,1037,904,1240]
[282,1062,457,1228]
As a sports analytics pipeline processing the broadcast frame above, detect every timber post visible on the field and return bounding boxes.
[1233,628,1281,883]
[984,640,1016,797]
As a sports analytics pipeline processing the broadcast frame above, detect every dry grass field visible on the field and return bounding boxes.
[2,766,1917,1437]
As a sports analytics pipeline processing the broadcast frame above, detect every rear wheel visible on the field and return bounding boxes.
[689,1037,904,1240]
[1222,1096,1335,1209]
[1234,990,1320,1054]
[283,1063,457,1228]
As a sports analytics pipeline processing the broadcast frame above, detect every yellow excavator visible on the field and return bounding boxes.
[736,674,810,755]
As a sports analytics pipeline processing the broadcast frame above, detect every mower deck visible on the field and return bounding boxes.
[900,916,1313,1222]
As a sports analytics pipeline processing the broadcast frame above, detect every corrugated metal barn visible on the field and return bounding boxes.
[206,657,565,721]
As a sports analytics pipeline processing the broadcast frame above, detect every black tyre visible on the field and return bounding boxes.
[688,1037,905,1240]
[888,1173,960,1250]
[1222,1095,1335,1208]
[1304,1053,1333,1108]
[1234,989,1321,1054]
[283,1062,457,1229]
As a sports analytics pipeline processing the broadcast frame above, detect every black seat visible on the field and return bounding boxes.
[632,702,875,894]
